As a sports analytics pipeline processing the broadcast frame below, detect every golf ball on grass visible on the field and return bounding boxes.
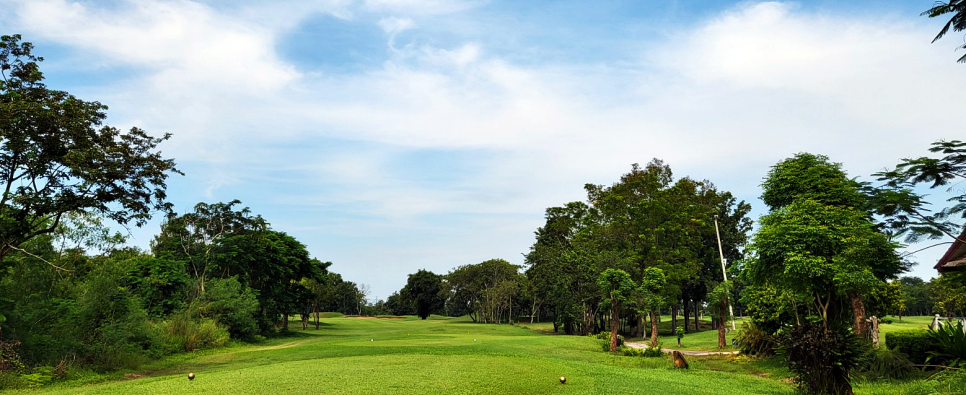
[559,376,566,384]
[188,372,195,380]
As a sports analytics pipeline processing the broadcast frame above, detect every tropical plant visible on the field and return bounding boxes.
[927,319,966,367]
[779,323,865,395]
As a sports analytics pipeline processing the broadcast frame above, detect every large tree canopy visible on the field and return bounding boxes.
[748,153,903,336]
[0,34,180,260]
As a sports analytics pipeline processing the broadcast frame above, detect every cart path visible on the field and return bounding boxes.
[623,341,739,356]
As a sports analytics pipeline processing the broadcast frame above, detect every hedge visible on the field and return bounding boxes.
[885,330,938,365]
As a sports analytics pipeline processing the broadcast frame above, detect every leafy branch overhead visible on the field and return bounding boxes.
[923,1,966,62]
[869,140,966,244]
[0,34,181,260]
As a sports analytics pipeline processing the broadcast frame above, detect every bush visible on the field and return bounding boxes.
[194,277,260,341]
[594,331,623,347]
[927,319,966,367]
[886,330,937,365]
[641,343,664,358]
[858,347,914,380]
[619,345,644,356]
[158,314,230,353]
[735,322,778,357]
[0,340,25,374]
[779,323,864,395]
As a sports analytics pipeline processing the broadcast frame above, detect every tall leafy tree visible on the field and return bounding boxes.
[639,267,666,347]
[445,259,522,323]
[525,202,606,335]
[749,153,904,336]
[0,34,180,262]
[597,268,636,352]
[152,200,266,294]
[404,269,444,320]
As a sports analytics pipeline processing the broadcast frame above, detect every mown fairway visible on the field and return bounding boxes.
[10,315,798,395]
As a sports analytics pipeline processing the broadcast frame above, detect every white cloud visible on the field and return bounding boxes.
[378,16,415,34]
[2,0,958,295]
[363,0,484,15]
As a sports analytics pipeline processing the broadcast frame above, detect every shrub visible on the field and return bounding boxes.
[886,330,937,365]
[927,319,966,367]
[619,345,644,356]
[594,331,623,347]
[194,277,260,341]
[735,322,778,357]
[641,343,664,358]
[858,347,914,380]
[0,340,25,374]
[779,323,864,395]
[158,314,230,353]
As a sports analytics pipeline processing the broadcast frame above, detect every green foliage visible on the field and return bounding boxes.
[779,323,864,395]
[126,256,189,317]
[927,319,966,367]
[404,269,444,320]
[641,343,664,358]
[384,291,415,316]
[858,346,914,380]
[886,329,940,365]
[618,345,644,356]
[157,314,229,353]
[639,267,666,312]
[735,322,778,357]
[0,34,180,261]
[870,139,965,242]
[194,277,260,341]
[931,273,966,317]
[761,153,864,211]
[594,331,623,347]
[68,258,161,371]
[21,366,55,388]
[0,339,25,373]
[899,277,934,316]
[742,285,797,334]
[865,280,905,318]
[445,259,522,323]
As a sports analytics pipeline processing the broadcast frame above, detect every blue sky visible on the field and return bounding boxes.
[1,0,962,300]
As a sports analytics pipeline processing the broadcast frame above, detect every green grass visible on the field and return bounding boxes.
[8,315,795,395]
[6,315,955,394]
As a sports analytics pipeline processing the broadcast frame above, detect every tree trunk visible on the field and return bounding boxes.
[694,301,700,331]
[610,297,620,352]
[650,310,659,347]
[315,309,320,330]
[671,304,678,336]
[683,299,691,333]
[283,314,289,330]
[848,290,868,338]
[718,299,727,349]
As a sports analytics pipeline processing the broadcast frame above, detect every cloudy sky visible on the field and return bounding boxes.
[1,0,962,300]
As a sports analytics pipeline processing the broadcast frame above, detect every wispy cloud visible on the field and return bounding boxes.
[1,0,957,297]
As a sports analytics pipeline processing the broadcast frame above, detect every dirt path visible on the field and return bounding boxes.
[623,341,738,356]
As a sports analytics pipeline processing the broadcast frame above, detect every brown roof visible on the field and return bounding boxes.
[935,229,966,273]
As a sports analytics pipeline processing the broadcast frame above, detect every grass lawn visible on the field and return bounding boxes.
[8,315,795,395]
[4,315,958,394]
